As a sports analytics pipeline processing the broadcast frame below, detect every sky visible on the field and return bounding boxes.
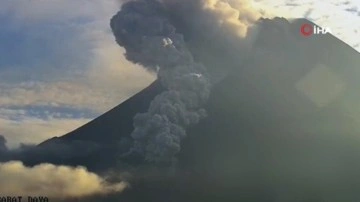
[0,0,359,148]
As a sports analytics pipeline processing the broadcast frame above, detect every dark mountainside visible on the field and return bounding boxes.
[11,17,360,201]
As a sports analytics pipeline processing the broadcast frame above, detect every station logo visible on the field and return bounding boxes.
[300,23,332,37]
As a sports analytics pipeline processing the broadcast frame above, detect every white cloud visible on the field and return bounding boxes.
[0,161,128,199]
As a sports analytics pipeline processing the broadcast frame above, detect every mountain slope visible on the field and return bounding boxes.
[22,18,360,201]
[45,80,163,144]
[21,81,164,170]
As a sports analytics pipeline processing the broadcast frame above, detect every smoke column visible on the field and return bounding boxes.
[110,0,261,163]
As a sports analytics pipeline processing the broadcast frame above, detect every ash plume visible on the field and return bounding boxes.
[110,0,261,163]
[0,135,7,151]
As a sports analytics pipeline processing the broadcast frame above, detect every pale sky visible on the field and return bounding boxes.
[253,0,360,51]
[0,0,359,148]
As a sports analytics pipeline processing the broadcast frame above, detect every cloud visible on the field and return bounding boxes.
[0,0,155,113]
[0,72,153,114]
[0,0,155,146]
[345,6,359,13]
[285,3,300,6]
[0,135,7,151]
[0,161,128,199]
[0,113,91,148]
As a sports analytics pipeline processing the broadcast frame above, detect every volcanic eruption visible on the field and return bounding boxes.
[3,0,360,201]
[110,0,261,164]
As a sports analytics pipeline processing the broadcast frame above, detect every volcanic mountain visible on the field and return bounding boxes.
[13,18,360,201]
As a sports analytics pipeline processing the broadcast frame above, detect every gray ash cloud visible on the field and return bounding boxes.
[111,0,210,163]
[110,0,261,163]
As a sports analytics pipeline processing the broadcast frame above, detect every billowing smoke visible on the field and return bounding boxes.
[0,135,7,151]
[0,161,128,199]
[110,0,261,163]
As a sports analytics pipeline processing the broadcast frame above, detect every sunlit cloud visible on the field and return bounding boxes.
[0,161,128,199]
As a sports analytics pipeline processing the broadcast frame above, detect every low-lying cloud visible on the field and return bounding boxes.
[0,161,128,199]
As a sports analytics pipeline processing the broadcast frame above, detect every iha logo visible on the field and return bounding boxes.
[300,23,332,37]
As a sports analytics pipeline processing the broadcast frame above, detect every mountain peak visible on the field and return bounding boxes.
[29,17,359,166]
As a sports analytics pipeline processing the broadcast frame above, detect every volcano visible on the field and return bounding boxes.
[13,18,360,201]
